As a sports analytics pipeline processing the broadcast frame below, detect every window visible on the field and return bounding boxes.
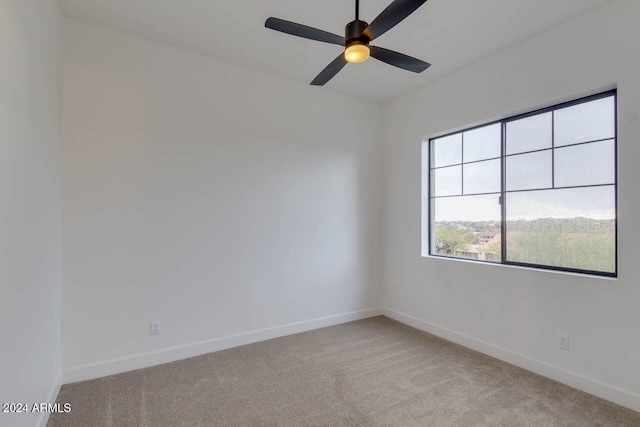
[423,90,616,277]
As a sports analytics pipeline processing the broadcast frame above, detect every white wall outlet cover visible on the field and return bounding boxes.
[556,333,570,350]
[150,321,161,335]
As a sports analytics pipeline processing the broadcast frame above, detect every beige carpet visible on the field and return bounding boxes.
[49,316,640,426]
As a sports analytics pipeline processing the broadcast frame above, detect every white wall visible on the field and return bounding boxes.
[383,0,640,412]
[0,1,62,426]
[62,20,383,381]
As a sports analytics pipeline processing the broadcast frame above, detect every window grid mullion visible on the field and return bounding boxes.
[430,191,502,200]
[504,137,614,159]
[552,110,555,189]
[501,122,507,264]
[461,132,465,195]
[505,182,614,194]
[431,155,502,170]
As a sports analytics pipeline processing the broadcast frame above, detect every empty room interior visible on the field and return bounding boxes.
[2,0,640,426]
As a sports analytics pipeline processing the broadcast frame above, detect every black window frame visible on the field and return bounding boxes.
[426,89,617,278]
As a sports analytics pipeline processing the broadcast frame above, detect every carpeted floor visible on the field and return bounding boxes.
[49,316,640,426]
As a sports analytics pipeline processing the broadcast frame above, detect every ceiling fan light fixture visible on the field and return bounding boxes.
[344,42,370,63]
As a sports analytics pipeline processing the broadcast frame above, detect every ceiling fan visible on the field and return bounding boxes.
[265,0,431,86]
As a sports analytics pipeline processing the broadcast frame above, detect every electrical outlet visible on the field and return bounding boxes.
[150,320,161,335]
[556,333,569,350]
[354,290,362,301]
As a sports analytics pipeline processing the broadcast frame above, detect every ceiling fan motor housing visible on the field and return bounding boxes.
[345,20,370,47]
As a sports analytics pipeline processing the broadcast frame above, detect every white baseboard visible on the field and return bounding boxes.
[63,307,383,384]
[38,370,63,427]
[382,307,640,413]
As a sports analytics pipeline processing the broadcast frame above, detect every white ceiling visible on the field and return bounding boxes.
[61,0,610,102]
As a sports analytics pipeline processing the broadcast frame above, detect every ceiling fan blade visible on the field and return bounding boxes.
[310,54,348,86]
[370,46,430,73]
[265,17,344,46]
[363,0,428,41]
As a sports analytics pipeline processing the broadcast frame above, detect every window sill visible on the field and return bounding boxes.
[421,254,618,281]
